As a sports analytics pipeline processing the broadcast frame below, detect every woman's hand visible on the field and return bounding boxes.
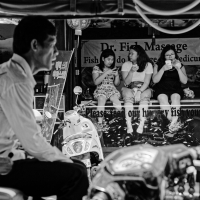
[162,64,172,71]
[113,69,119,77]
[135,90,141,102]
[172,59,182,70]
[130,64,139,72]
[105,69,113,75]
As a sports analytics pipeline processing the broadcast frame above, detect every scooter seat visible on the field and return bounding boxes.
[0,187,24,200]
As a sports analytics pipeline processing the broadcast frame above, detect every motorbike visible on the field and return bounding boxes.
[59,86,104,180]
[85,143,200,200]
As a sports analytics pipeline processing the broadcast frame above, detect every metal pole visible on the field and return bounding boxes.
[64,19,67,50]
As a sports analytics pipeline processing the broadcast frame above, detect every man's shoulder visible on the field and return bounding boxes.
[0,61,8,73]
[0,61,11,82]
[5,59,28,82]
[0,60,27,88]
[0,62,13,96]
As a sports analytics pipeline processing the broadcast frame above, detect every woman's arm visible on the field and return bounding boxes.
[122,70,134,86]
[173,60,187,84]
[134,73,152,102]
[92,70,110,85]
[114,72,120,86]
[139,73,152,92]
[177,66,188,84]
[152,64,165,83]
[122,65,138,86]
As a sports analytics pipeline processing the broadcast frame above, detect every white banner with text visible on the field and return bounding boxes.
[81,38,200,67]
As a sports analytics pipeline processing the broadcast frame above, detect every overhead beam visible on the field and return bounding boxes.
[0,0,199,19]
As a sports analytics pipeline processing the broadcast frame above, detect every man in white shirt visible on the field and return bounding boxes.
[0,16,88,200]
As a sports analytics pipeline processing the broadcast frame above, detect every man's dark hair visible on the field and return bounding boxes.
[13,16,56,55]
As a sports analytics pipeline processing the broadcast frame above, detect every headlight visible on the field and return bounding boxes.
[67,147,73,155]
[73,141,83,153]
[84,141,90,151]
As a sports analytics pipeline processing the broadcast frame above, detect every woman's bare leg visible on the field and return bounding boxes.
[110,93,122,111]
[136,89,151,134]
[170,93,181,123]
[157,94,171,121]
[97,95,107,124]
[122,87,134,133]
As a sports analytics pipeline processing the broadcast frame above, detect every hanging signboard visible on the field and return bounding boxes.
[42,49,74,142]
[81,38,200,67]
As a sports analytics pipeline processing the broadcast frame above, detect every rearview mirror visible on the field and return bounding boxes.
[73,86,82,95]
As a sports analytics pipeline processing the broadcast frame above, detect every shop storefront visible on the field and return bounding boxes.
[0,0,200,151]
[1,1,200,199]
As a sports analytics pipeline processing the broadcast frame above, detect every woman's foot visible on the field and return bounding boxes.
[96,122,104,137]
[136,125,143,134]
[168,120,183,133]
[126,121,133,133]
[97,122,103,128]
[136,118,145,133]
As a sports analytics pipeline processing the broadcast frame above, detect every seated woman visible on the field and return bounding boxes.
[92,49,121,125]
[121,45,153,136]
[152,45,187,131]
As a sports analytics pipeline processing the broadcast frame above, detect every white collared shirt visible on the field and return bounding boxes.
[0,54,71,162]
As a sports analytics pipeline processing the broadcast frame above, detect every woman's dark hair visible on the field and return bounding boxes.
[129,45,153,72]
[156,45,180,70]
[13,16,56,55]
[97,49,115,71]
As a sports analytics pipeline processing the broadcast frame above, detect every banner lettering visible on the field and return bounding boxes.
[81,38,200,67]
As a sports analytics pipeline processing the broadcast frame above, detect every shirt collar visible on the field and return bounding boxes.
[11,53,36,86]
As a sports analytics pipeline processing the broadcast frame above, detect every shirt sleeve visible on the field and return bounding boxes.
[121,62,131,71]
[92,66,100,74]
[0,82,71,163]
[145,62,153,74]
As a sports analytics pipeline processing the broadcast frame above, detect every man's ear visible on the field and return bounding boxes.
[30,39,39,52]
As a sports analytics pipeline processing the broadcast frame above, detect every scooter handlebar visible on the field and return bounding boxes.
[74,100,95,112]
[84,100,94,106]
[80,100,95,108]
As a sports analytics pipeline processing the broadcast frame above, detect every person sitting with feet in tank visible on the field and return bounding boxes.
[92,49,122,128]
[152,45,187,132]
[121,45,153,139]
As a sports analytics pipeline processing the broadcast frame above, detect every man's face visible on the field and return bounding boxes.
[34,35,59,74]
